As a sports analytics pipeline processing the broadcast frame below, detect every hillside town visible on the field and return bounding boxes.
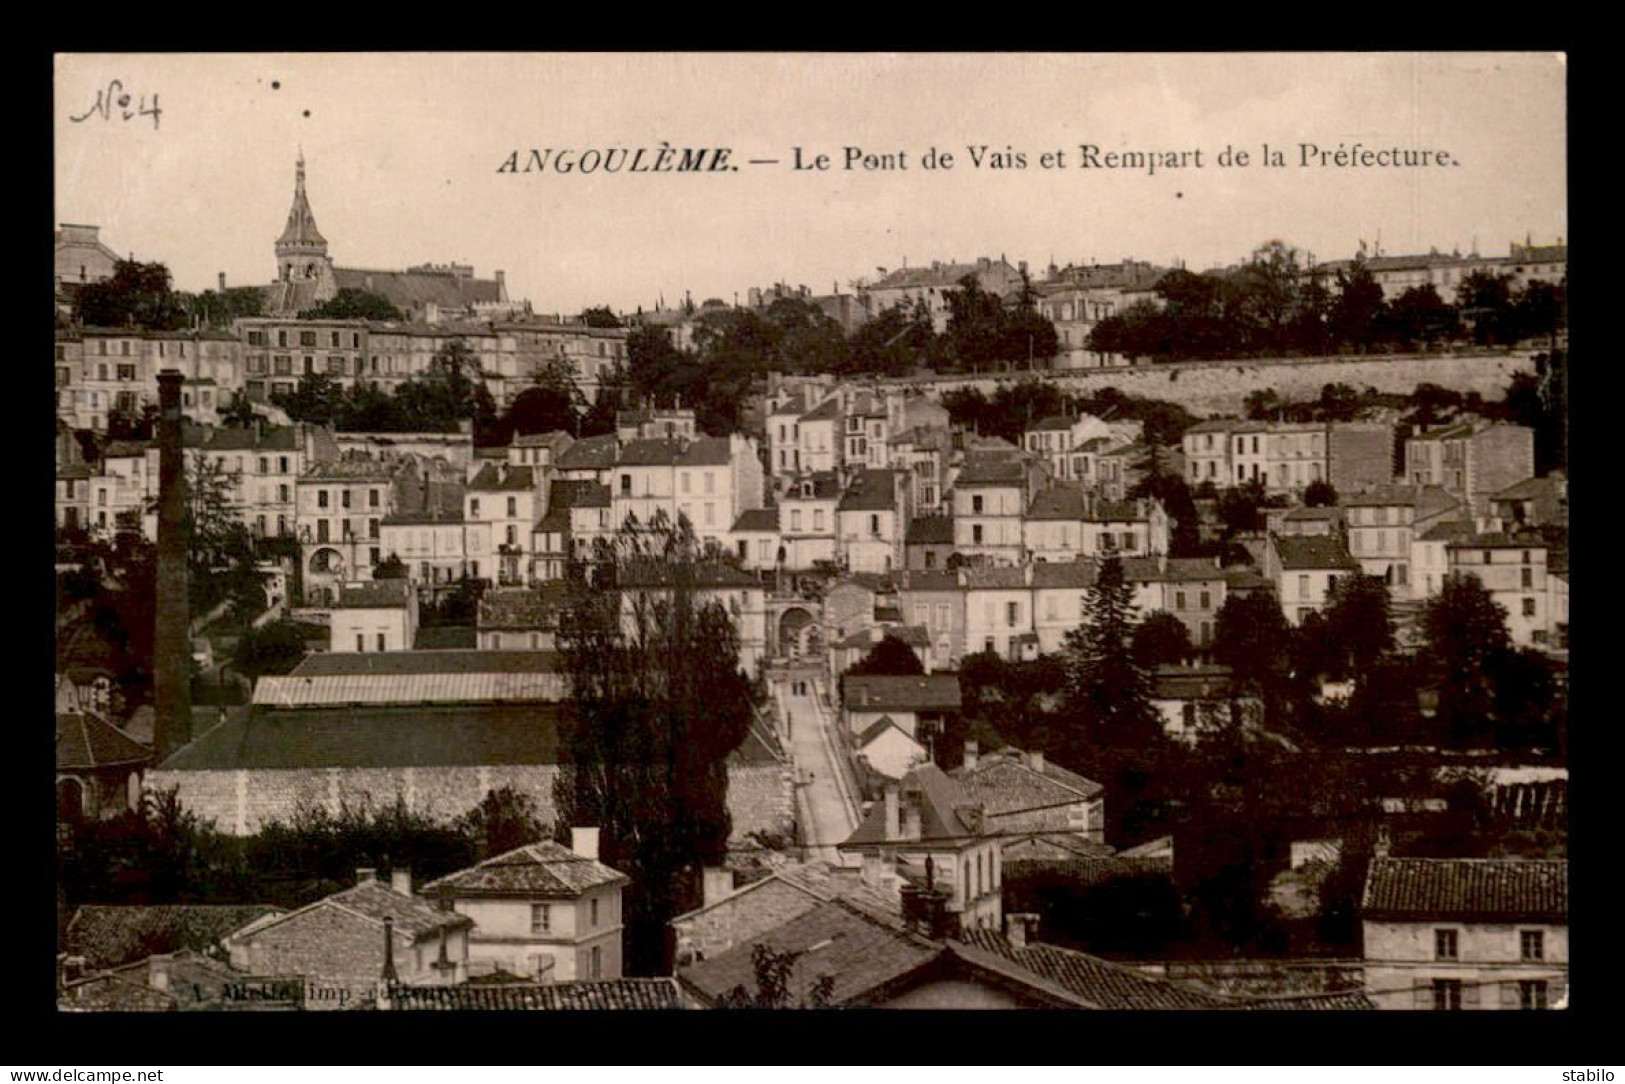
[54,155,1568,1012]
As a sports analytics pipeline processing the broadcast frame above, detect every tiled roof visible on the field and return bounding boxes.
[952,748,1104,811]
[467,463,538,491]
[1028,415,1075,432]
[1087,498,1146,523]
[1031,560,1099,589]
[871,260,1014,290]
[783,471,842,501]
[332,266,503,312]
[1361,857,1567,923]
[1240,990,1376,1010]
[800,397,842,422]
[1185,419,1237,435]
[615,438,689,467]
[385,978,683,1010]
[510,430,574,450]
[183,423,300,453]
[334,579,413,609]
[1343,484,1456,513]
[56,712,150,771]
[962,567,1028,590]
[1004,855,1174,890]
[857,715,910,747]
[731,507,779,533]
[953,930,1226,1009]
[421,841,627,899]
[677,437,731,467]
[843,763,982,846]
[1272,535,1360,571]
[1417,520,1476,543]
[899,570,960,593]
[1161,557,1225,583]
[842,674,961,713]
[1447,531,1550,551]
[1494,474,1566,502]
[905,515,953,545]
[555,433,620,471]
[254,880,471,943]
[65,905,284,970]
[678,899,938,1007]
[838,469,900,512]
[1027,484,1089,521]
[100,439,152,459]
[955,458,1026,487]
[291,649,561,677]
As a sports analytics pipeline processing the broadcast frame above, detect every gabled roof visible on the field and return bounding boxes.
[782,471,842,501]
[476,584,570,630]
[421,841,627,900]
[1447,531,1550,551]
[332,267,504,312]
[1343,484,1461,521]
[678,898,937,1007]
[65,905,285,970]
[731,507,779,533]
[615,438,688,467]
[952,748,1105,813]
[952,930,1227,1010]
[467,463,538,491]
[677,437,731,467]
[1417,519,1476,543]
[243,880,471,944]
[1362,858,1567,923]
[1087,498,1147,523]
[57,712,150,771]
[1272,534,1360,572]
[1027,415,1076,433]
[842,763,983,847]
[800,397,843,423]
[555,433,620,471]
[857,715,918,748]
[385,978,683,1010]
[1026,484,1089,521]
[1493,474,1566,503]
[905,515,953,545]
[1031,560,1099,589]
[842,674,961,713]
[838,469,900,512]
[333,579,413,609]
[955,458,1026,487]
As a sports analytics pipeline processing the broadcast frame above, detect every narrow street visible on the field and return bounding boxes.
[773,674,861,866]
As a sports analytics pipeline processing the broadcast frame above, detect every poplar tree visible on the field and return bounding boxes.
[553,512,756,974]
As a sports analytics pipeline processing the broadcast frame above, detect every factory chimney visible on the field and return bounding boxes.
[153,370,192,761]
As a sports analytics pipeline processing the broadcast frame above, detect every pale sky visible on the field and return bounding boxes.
[55,52,1566,315]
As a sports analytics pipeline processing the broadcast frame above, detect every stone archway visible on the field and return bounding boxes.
[57,777,85,823]
[778,606,816,661]
[309,547,344,575]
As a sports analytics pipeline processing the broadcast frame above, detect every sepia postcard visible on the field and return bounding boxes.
[52,52,1567,1018]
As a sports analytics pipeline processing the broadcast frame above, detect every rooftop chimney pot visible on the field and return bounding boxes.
[571,826,600,861]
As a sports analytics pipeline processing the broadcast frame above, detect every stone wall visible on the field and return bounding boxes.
[148,762,793,844]
[890,352,1540,417]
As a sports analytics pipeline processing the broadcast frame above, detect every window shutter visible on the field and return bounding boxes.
[1462,982,1480,1008]
[1499,982,1519,1009]
[1414,983,1432,1009]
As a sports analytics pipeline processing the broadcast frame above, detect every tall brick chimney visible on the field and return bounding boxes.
[153,370,192,761]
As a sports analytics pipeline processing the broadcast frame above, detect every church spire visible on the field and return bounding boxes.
[278,150,327,249]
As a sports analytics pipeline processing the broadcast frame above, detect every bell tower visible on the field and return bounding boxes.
[275,150,333,285]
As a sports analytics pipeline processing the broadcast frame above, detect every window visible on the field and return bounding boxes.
[1175,591,1187,610]
[870,514,880,537]
[376,633,386,652]
[318,490,330,509]
[972,495,984,514]
[972,524,983,544]
[1432,979,1463,1011]
[470,499,481,517]
[507,496,517,517]
[116,364,135,382]
[356,633,365,652]
[590,897,600,927]
[1519,980,1548,1010]
[341,489,352,509]
[1435,929,1458,960]
[300,330,317,347]
[1199,590,1212,610]
[278,484,290,502]
[590,945,602,979]
[1298,574,1310,600]
[1521,567,1533,588]
[369,488,380,508]
[279,456,289,473]
[1520,931,1544,961]
[369,519,379,540]
[530,903,550,933]
[1006,601,1019,627]
[506,525,517,546]
[619,475,631,496]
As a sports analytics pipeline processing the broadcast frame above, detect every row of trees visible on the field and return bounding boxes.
[1088,243,1566,362]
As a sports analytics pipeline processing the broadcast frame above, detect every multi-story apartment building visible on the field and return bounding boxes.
[837,469,908,574]
[166,422,335,547]
[796,396,842,474]
[1023,483,1090,563]
[1030,560,1097,655]
[1264,534,1361,625]
[963,567,1039,662]
[841,391,890,470]
[1188,419,1394,497]
[1343,484,1462,599]
[1023,414,1117,482]
[465,462,544,587]
[952,456,1038,566]
[889,425,954,515]
[57,328,241,432]
[1362,857,1566,1010]
[297,456,400,604]
[1445,533,1553,647]
[898,570,967,668]
[1082,497,1169,559]
[1405,421,1535,518]
[862,257,1025,333]
[779,472,840,570]
[381,508,468,590]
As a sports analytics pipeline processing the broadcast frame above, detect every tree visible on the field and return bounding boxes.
[716,943,836,1009]
[230,621,310,681]
[504,357,583,438]
[848,633,926,676]
[1212,591,1294,728]
[1062,556,1162,748]
[579,306,623,329]
[1302,480,1338,508]
[373,553,408,579]
[456,786,547,859]
[75,260,190,331]
[185,287,266,329]
[1133,611,1193,669]
[941,275,1007,371]
[1384,285,1460,347]
[1321,574,1394,682]
[219,393,260,429]
[1420,574,1512,746]
[553,515,756,974]
[299,288,405,322]
[271,373,345,426]
[1455,271,1518,346]
[1330,259,1387,352]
